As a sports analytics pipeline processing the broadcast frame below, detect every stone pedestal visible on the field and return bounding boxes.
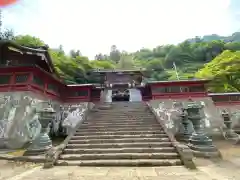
[177,108,193,142]
[222,110,239,140]
[25,104,55,156]
[187,102,221,158]
[0,138,6,149]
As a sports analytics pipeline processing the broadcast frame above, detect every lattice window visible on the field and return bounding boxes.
[151,87,167,93]
[71,90,89,97]
[0,75,11,84]
[188,85,205,92]
[211,96,229,102]
[168,86,181,93]
[229,95,240,101]
[15,74,29,83]
[181,86,189,92]
[48,84,59,94]
[32,75,44,87]
[91,89,101,97]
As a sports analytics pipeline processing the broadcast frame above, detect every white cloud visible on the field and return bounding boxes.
[2,0,236,58]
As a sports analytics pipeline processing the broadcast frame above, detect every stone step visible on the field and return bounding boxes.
[81,122,159,126]
[57,103,183,167]
[99,109,150,110]
[89,115,156,120]
[90,111,153,113]
[59,152,179,160]
[63,147,176,154]
[76,127,163,133]
[66,142,173,149]
[78,125,162,130]
[71,134,168,140]
[91,111,152,113]
[80,124,161,128]
[74,130,165,136]
[90,114,154,116]
[92,110,150,113]
[95,106,147,108]
[91,113,154,116]
[85,120,157,124]
[56,159,182,166]
[89,117,155,120]
[68,137,170,144]
[88,116,156,119]
[97,105,147,107]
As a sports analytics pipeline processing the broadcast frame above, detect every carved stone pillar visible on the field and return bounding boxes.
[25,104,55,155]
[187,102,221,158]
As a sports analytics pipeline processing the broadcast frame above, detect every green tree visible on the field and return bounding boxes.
[0,29,15,40]
[14,35,45,46]
[118,53,134,69]
[4,30,240,89]
[109,45,121,63]
[196,50,240,92]
[70,49,81,58]
[91,60,115,69]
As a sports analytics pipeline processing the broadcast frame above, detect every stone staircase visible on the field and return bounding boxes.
[56,102,183,166]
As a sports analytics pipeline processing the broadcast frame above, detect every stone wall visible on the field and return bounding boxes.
[0,91,90,149]
[149,97,240,138]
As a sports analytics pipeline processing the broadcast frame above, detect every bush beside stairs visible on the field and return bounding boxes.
[56,102,184,166]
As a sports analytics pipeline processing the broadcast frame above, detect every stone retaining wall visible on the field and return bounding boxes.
[149,98,240,138]
[0,91,90,150]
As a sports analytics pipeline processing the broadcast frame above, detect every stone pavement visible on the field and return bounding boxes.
[0,140,240,180]
[1,158,240,180]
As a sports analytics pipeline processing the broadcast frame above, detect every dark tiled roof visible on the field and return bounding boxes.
[0,40,58,77]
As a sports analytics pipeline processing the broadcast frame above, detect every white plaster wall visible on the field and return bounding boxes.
[102,89,112,102]
[129,89,142,102]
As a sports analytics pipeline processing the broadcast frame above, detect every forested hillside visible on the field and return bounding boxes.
[1,28,239,92]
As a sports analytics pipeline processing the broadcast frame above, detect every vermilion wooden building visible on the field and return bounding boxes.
[0,40,239,105]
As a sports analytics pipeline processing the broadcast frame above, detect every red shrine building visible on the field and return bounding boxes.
[0,41,240,106]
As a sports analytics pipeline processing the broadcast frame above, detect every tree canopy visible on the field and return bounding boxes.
[196,50,240,92]
[1,28,240,92]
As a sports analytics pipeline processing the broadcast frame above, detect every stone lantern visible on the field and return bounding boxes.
[177,108,193,142]
[187,102,220,158]
[25,103,55,155]
[221,110,239,140]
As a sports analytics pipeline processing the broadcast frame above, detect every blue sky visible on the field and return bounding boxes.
[2,0,240,58]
